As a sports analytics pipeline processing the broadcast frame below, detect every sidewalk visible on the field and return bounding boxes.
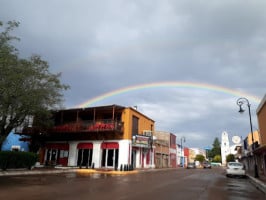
[0,165,177,177]
[246,173,266,195]
[0,166,139,177]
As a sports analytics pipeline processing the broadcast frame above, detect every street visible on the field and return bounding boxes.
[0,167,264,200]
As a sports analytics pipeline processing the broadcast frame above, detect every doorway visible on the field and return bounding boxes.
[101,149,119,168]
[131,149,136,169]
[77,149,93,167]
[45,149,58,165]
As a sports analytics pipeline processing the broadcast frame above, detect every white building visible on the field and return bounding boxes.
[221,131,230,165]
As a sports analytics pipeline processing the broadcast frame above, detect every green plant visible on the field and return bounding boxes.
[194,154,205,163]
[0,151,38,170]
[226,154,235,162]
[213,155,222,163]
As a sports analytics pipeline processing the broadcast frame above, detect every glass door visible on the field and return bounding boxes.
[101,149,119,168]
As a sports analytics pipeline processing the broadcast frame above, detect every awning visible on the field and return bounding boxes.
[101,142,119,149]
[77,143,93,149]
[45,143,69,150]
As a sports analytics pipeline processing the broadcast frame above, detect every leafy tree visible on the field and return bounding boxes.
[212,155,221,163]
[0,21,69,149]
[194,154,205,163]
[226,154,235,162]
[209,137,221,159]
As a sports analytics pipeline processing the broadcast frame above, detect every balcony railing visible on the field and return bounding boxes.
[50,120,123,133]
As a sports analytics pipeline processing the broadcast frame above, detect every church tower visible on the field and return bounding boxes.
[221,131,230,165]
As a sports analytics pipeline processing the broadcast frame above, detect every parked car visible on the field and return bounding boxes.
[202,161,211,169]
[226,162,246,178]
[187,162,196,169]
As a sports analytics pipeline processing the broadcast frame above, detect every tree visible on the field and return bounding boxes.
[194,154,205,163]
[212,155,221,163]
[226,154,235,162]
[209,137,221,159]
[0,21,69,149]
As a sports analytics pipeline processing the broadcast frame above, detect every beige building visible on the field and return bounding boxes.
[188,148,196,163]
[153,131,170,168]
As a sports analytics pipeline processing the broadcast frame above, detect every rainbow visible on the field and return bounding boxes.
[76,81,262,108]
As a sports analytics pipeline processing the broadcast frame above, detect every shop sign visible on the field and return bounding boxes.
[133,135,150,147]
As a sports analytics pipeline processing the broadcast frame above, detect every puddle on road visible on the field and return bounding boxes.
[65,173,77,178]
[74,172,110,179]
[226,177,264,199]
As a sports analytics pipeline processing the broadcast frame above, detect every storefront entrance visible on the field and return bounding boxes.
[101,142,119,169]
[45,143,69,166]
[77,143,93,167]
[131,149,137,169]
[77,149,93,167]
[46,149,58,165]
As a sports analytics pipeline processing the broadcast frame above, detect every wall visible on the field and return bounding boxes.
[119,139,131,166]
[1,132,29,152]
[122,107,155,140]
[257,95,266,145]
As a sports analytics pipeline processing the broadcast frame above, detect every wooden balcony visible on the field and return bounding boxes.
[22,120,124,136]
[50,120,123,133]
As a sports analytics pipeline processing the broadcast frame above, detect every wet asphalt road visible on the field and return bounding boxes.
[0,167,264,200]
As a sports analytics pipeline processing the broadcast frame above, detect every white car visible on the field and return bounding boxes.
[226,162,246,177]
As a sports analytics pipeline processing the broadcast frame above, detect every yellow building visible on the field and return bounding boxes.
[244,130,261,151]
[188,148,196,163]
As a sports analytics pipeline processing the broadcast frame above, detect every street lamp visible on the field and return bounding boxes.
[180,137,186,168]
[236,97,259,178]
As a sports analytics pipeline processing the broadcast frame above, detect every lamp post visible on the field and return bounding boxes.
[180,137,186,168]
[236,97,259,178]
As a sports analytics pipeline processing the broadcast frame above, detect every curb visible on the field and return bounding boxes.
[0,168,140,177]
[0,168,78,176]
[247,174,266,195]
[0,167,176,177]
[77,169,138,175]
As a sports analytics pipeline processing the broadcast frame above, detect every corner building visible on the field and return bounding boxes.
[22,105,155,169]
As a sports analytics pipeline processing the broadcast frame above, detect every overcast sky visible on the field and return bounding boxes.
[1,0,266,149]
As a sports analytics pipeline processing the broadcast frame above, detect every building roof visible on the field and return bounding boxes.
[54,104,155,122]
[256,94,266,114]
[58,104,126,113]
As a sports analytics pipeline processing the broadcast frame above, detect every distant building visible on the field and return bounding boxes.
[153,131,177,168]
[221,131,230,165]
[169,133,177,168]
[176,144,182,166]
[188,148,196,163]
[190,148,206,157]
[1,131,29,152]
[183,147,189,167]
[188,148,206,167]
